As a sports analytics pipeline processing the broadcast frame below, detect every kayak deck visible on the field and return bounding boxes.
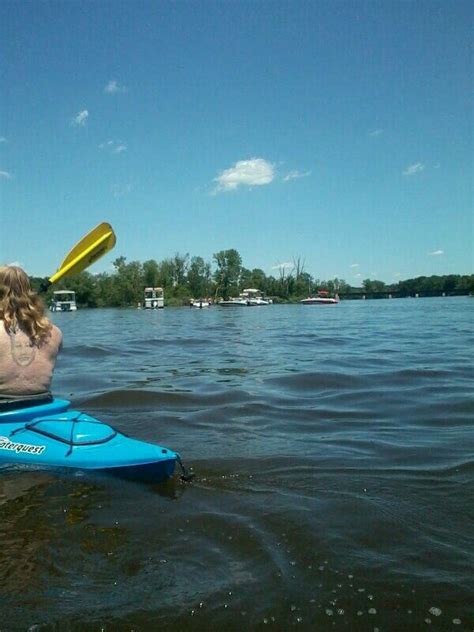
[0,400,177,482]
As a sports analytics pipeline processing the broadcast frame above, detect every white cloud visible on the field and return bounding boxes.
[283,169,311,182]
[370,129,384,136]
[7,260,23,268]
[99,140,127,154]
[403,162,425,176]
[72,110,89,126]
[271,261,294,271]
[394,272,401,278]
[0,137,7,143]
[212,158,275,194]
[104,80,127,94]
[428,249,444,256]
[0,170,12,179]
[349,263,359,268]
[354,272,362,278]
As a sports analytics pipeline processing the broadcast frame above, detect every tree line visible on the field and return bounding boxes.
[30,249,474,307]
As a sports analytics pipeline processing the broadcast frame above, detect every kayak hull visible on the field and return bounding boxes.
[98,459,176,482]
[0,400,177,482]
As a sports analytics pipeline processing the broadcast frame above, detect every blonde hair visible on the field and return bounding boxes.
[0,266,52,345]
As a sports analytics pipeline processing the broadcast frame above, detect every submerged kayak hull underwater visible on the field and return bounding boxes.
[0,399,177,482]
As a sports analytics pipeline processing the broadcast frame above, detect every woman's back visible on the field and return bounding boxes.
[0,323,62,395]
[0,265,63,399]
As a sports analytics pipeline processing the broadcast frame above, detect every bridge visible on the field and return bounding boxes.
[338,290,469,300]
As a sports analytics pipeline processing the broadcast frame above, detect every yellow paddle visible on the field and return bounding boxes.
[48,222,116,285]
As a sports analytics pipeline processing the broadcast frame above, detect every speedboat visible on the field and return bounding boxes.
[218,298,249,306]
[300,291,339,305]
[219,289,272,306]
[190,299,211,308]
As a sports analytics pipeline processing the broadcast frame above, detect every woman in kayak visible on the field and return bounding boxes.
[0,265,62,411]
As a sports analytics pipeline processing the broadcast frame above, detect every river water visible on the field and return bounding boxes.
[0,298,472,631]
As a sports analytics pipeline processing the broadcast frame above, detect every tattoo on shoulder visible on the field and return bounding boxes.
[9,332,36,367]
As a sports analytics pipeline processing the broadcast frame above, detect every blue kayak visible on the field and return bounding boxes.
[0,399,186,482]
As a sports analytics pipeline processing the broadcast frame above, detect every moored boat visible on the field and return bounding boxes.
[218,297,249,306]
[0,399,190,482]
[218,288,272,306]
[190,298,212,308]
[144,287,164,309]
[300,291,339,305]
[50,290,77,312]
[240,288,272,305]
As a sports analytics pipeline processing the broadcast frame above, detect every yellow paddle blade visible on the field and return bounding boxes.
[57,222,116,271]
[49,222,116,284]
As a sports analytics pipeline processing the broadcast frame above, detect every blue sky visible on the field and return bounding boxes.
[1,0,472,284]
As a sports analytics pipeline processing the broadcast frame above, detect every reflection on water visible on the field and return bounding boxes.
[1,299,473,630]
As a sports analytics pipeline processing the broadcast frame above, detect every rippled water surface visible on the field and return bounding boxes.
[1,298,473,631]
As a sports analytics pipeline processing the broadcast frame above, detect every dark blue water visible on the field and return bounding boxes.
[1,298,473,631]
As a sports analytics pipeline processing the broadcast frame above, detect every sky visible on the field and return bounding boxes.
[0,0,472,284]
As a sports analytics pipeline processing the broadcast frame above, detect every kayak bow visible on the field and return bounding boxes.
[0,399,180,482]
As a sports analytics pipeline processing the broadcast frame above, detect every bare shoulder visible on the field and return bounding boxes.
[50,323,63,347]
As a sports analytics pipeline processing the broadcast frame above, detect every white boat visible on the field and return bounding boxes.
[240,288,272,305]
[218,297,249,306]
[300,291,339,305]
[190,298,212,308]
[144,287,164,309]
[218,288,272,306]
[50,290,77,312]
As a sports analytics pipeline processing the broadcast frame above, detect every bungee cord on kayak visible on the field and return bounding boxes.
[9,412,118,456]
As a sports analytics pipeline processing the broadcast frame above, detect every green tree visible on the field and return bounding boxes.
[295,272,312,297]
[157,258,175,290]
[362,279,386,293]
[443,275,458,294]
[55,271,99,307]
[30,277,49,294]
[171,252,189,287]
[143,259,160,287]
[187,256,212,298]
[239,267,252,290]
[94,272,115,307]
[456,275,474,293]
[247,268,268,292]
[213,249,242,299]
[333,278,350,294]
[110,257,144,306]
[155,254,189,296]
